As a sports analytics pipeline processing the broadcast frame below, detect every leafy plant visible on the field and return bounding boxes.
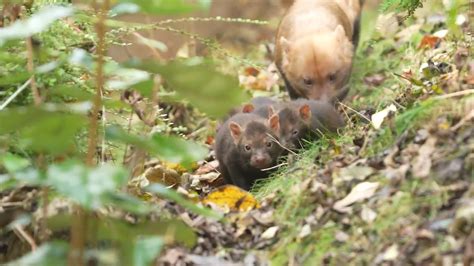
[381,0,424,16]
[0,0,248,264]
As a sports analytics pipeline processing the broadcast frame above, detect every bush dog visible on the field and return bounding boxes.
[215,113,283,190]
[275,0,363,102]
[241,98,344,150]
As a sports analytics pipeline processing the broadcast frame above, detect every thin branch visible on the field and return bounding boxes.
[100,89,106,165]
[25,28,50,244]
[26,37,41,106]
[434,89,474,99]
[69,1,110,265]
[0,78,32,110]
[86,0,109,166]
[266,133,297,156]
[13,224,37,251]
[261,162,288,171]
[337,102,371,123]
[156,16,268,25]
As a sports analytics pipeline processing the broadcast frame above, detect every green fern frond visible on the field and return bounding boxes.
[381,0,424,16]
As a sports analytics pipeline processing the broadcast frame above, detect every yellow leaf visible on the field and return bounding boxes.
[201,185,260,212]
[163,161,198,173]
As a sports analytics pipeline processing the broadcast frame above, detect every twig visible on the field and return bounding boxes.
[86,0,109,166]
[434,89,474,99]
[107,19,262,69]
[100,89,106,165]
[156,16,268,26]
[131,32,162,60]
[0,78,32,110]
[261,162,288,171]
[70,1,110,265]
[13,224,37,251]
[266,133,297,156]
[26,37,41,105]
[25,26,49,244]
[337,102,371,123]
[451,109,474,132]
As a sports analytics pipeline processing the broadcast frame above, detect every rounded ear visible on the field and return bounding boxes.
[335,25,346,41]
[334,25,354,63]
[267,105,276,117]
[242,104,255,113]
[268,114,280,134]
[280,37,291,67]
[280,37,291,53]
[299,104,312,121]
[229,122,242,142]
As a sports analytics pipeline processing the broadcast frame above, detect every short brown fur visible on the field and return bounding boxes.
[275,0,362,102]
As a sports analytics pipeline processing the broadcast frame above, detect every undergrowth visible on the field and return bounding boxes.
[253,1,472,264]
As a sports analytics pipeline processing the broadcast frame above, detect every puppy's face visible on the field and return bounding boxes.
[281,26,354,102]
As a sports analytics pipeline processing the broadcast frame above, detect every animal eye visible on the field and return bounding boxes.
[266,141,273,148]
[292,129,299,136]
[328,73,337,82]
[244,144,251,151]
[303,78,313,86]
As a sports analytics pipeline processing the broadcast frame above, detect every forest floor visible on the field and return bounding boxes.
[0,1,473,265]
[150,3,474,265]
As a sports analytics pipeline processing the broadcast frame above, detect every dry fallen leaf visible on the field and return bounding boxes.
[333,182,380,213]
[143,165,181,186]
[381,244,399,261]
[164,161,198,174]
[201,185,260,212]
[194,160,219,175]
[375,12,399,37]
[261,226,279,239]
[363,73,386,87]
[361,205,377,223]
[337,165,375,183]
[371,104,397,129]
[335,231,349,242]
[433,29,448,38]
[298,224,312,239]
[412,137,437,178]
[244,66,260,77]
[418,35,441,49]
[239,64,279,91]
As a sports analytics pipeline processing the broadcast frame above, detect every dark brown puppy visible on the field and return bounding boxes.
[215,113,283,190]
[275,0,363,102]
[279,99,345,149]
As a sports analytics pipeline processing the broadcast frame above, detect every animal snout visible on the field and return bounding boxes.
[251,155,271,168]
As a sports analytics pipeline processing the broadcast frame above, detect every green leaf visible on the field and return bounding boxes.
[49,85,93,101]
[124,58,249,118]
[0,6,74,45]
[0,107,87,154]
[68,48,94,70]
[105,125,207,167]
[104,192,151,214]
[0,153,30,172]
[7,241,68,266]
[0,51,25,64]
[46,214,196,263]
[134,34,168,52]
[116,0,210,15]
[47,161,129,210]
[107,68,151,90]
[150,133,208,166]
[133,237,163,266]
[109,3,141,16]
[12,168,45,185]
[0,72,30,86]
[146,184,222,219]
[132,79,154,97]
